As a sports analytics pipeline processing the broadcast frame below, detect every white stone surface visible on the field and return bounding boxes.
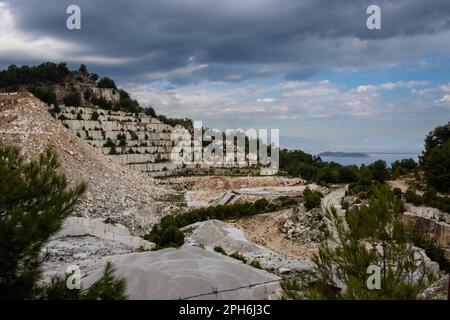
[82,246,281,300]
[57,217,155,250]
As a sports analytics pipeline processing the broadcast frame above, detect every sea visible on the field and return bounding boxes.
[320,153,421,167]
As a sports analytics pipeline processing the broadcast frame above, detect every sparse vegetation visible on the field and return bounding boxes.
[404,187,450,213]
[214,246,227,255]
[229,252,247,263]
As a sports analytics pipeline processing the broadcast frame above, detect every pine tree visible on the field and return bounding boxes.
[283,185,435,300]
[421,122,450,192]
[0,145,127,299]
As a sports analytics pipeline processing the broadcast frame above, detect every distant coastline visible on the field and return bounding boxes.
[319,151,369,158]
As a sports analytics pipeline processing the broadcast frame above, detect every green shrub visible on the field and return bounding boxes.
[91,111,100,121]
[411,233,450,273]
[97,77,117,89]
[144,216,185,250]
[103,138,116,148]
[108,145,117,155]
[249,260,262,269]
[421,122,450,192]
[229,252,247,263]
[214,246,227,255]
[63,91,81,107]
[28,84,58,106]
[303,188,323,210]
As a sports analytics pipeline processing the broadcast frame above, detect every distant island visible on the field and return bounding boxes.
[319,151,370,158]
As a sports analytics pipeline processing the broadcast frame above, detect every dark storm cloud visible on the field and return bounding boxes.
[2,0,450,83]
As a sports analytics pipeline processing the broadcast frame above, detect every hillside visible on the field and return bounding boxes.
[0,92,179,235]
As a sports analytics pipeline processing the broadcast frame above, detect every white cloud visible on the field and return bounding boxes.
[126,79,386,124]
[437,95,450,104]
[356,81,429,93]
[257,98,275,103]
[412,83,450,96]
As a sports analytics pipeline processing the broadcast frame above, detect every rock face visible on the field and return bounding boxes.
[82,246,282,300]
[420,274,449,300]
[57,217,155,250]
[403,204,450,247]
[55,105,178,177]
[0,92,179,235]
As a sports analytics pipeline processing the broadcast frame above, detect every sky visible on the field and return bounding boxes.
[1,0,450,153]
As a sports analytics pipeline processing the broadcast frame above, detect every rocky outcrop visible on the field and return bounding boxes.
[403,204,450,246]
[57,217,155,250]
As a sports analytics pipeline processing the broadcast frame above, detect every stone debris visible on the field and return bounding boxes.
[279,206,327,245]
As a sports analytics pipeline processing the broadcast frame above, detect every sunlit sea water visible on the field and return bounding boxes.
[320,153,420,167]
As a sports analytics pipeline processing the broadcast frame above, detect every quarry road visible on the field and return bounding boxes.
[321,187,347,242]
[321,187,347,215]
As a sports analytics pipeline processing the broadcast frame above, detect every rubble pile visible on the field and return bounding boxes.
[279,206,328,245]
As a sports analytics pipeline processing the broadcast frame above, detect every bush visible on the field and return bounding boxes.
[103,138,116,148]
[214,246,227,255]
[63,91,81,107]
[411,233,450,273]
[90,111,100,121]
[404,187,450,214]
[249,260,262,269]
[97,77,117,89]
[144,216,184,250]
[108,145,117,155]
[229,252,247,263]
[404,188,423,206]
[28,84,58,106]
[421,122,450,192]
[303,188,323,210]
[391,158,417,178]
[367,160,390,183]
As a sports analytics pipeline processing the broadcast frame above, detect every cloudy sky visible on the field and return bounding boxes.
[1,0,450,153]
